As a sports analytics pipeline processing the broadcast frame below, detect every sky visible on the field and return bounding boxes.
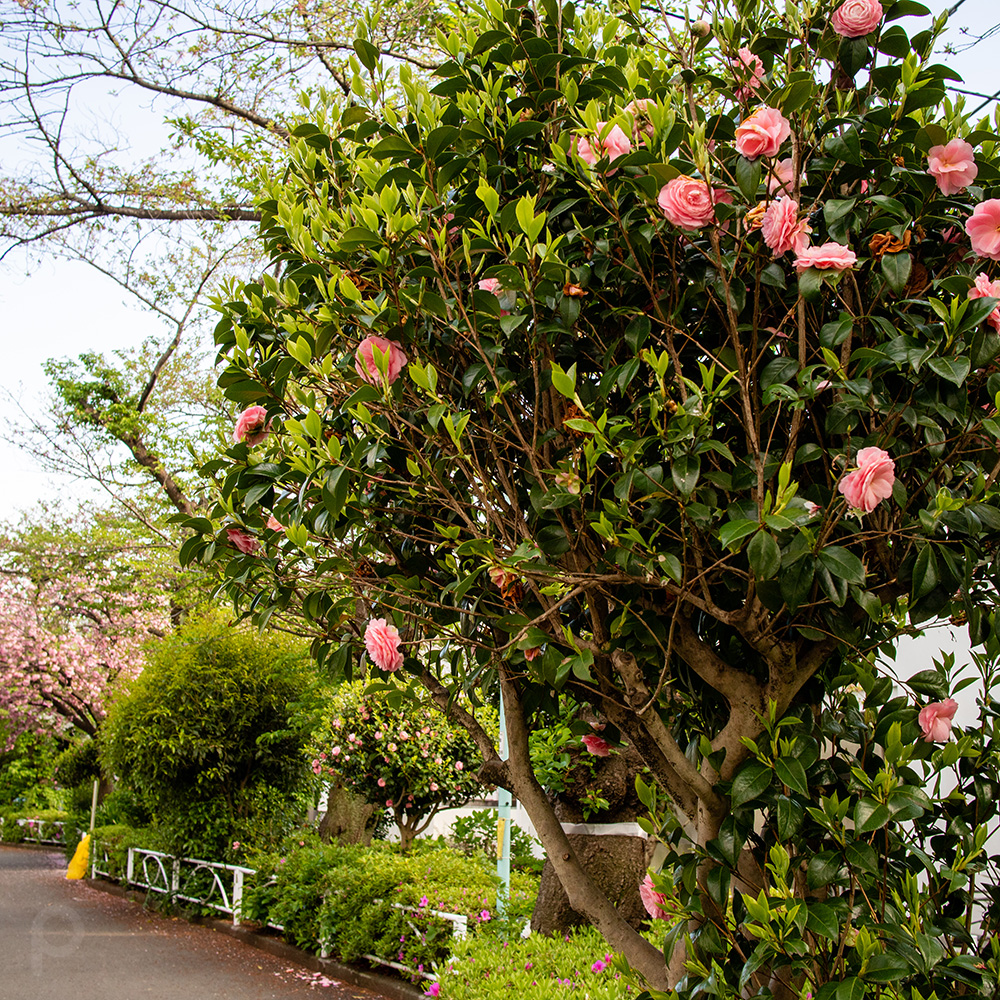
[0,0,997,531]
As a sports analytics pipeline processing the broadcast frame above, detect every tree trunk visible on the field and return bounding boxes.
[317,781,377,845]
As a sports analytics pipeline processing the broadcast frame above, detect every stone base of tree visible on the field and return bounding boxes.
[317,781,377,845]
[530,832,655,935]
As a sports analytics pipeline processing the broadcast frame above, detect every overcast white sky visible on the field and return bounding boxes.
[0,0,997,528]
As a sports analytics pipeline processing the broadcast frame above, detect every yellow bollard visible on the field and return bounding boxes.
[66,834,90,880]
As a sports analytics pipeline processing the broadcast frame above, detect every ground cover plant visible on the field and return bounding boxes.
[183,0,1000,992]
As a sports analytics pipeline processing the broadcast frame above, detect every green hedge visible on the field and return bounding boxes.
[0,808,70,844]
[437,928,635,999]
[243,837,538,972]
[90,823,172,880]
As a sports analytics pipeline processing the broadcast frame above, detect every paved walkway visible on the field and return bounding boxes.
[0,846,384,1000]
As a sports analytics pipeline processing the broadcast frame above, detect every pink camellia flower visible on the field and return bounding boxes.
[768,158,804,194]
[429,781,439,791]
[477,276,513,316]
[831,0,883,37]
[968,273,1000,332]
[455,760,464,771]
[582,734,611,757]
[966,200,1000,260]
[734,106,790,161]
[657,176,717,230]
[226,527,259,555]
[731,47,764,101]
[265,514,283,531]
[575,123,632,173]
[386,799,393,808]
[639,874,670,920]
[838,446,895,513]
[918,698,958,743]
[794,242,857,273]
[761,197,809,256]
[355,334,408,386]
[233,404,270,446]
[364,617,404,672]
[378,777,386,787]
[927,139,978,196]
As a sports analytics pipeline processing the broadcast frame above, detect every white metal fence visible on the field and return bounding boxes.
[0,816,67,845]
[89,841,467,981]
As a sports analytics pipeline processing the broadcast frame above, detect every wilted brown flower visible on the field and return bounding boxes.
[869,230,911,259]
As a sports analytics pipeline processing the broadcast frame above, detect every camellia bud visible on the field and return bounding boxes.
[691,19,711,36]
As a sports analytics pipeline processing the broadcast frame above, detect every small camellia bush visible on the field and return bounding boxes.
[315,680,496,850]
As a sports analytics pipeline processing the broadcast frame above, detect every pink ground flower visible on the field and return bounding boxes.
[731,47,764,101]
[967,200,1000,260]
[761,197,809,256]
[582,734,611,756]
[639,874,670,919]
[591,960,607,973]
[794,242,857,273]
[918,698,958,743]
[424,985,440,998]
[226,527,259,555]
[364,618,404,672]
[734,106,790,160]
[233,405,270,445]
[355,335,408,386]
[927,139,978,196]
[838,446,895,513]
[574,123,632,174]
[968,273,1000,332]
[657,176,717,230]
[831,0,883,37]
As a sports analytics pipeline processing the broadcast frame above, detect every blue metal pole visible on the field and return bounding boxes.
[496,687,512,916]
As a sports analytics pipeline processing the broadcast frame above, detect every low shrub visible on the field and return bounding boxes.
[435,928,636,999]
[0,807,70,844]
[242,836,537,973]
[89,823,168,881]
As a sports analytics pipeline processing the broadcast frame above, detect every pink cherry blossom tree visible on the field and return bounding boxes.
[0,572,164,747]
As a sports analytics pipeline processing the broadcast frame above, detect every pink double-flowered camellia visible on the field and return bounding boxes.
[918,698,958,743]
[794,242,857,273]
[968,273,1000,332]
[838,446,895,513]
[575,122,632,174]
[830,0,883,38]
[233,405,270,446]
[731,47,764,102]
[761,198,809,257]
[966,199,1000,260]
[657,176,717,231]
[582,734,611,756]
[734,107,790,161]
[355,335,408,386]
[927,139,978,196]
[364,618,404,672]
[639,874,670,919]
[226,527,259,554]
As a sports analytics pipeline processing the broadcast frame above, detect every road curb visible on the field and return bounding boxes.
[84,876,425,1000]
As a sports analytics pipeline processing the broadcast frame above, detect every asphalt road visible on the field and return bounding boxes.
[0,846,385,1000]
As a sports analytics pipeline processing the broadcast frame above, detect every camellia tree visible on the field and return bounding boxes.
[315,679,496,850]
[182,0,1000,993]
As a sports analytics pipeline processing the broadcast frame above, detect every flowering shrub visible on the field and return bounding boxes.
[316,681,496,850]
[187,0,1000,991]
